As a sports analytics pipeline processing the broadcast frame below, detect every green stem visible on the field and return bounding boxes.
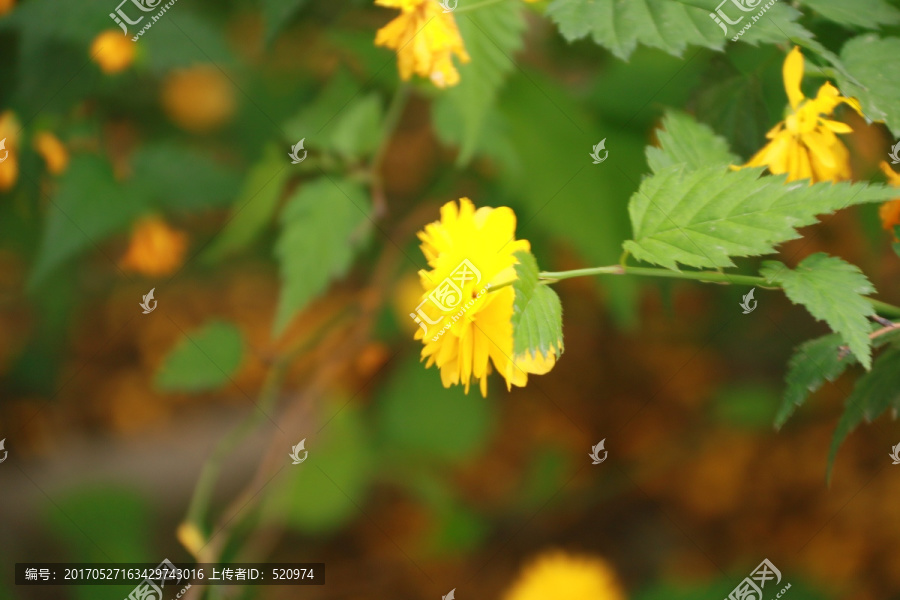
[455,0,507,12]
[370,84,411,218]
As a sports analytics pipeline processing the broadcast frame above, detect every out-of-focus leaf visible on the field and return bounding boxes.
[713,385,779,430]
[646,110,737,173]
[28,156,149,290]
[894,226,900,258]
[376,357,494,462]
[263,0,310,46]
[828,348,900,480]
[328,93,383,160]
[283,70,359,146]
[140,13,233,71]
[777,333,850,429]
[799,0,900,30]
[263,402,372,534]
[624,166,896,270]
[132,143,239,211]
[155,321,243,392]
[9,0,111,46]
[441,1,525,165]
[273,177,370,333]
[837,35,900,136]
[202,145,289,262]
[512,250,564,360]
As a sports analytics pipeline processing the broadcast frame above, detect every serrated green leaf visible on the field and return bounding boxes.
[828,347,900,480]
[28,156,149,290]
[623,165,897,270]
[837,35,900,137]
[545,0,812,60]
[328,93,382,160]
[511,250,564,360]
[273,177,370,333]
[201,145,290,263]
[799,0,900,30]
[155,322,244,392]
[777,333,850,429]
[761,253,875,368]
[646,110,738,173]
[131,143,239,211]
[442,2,525,165]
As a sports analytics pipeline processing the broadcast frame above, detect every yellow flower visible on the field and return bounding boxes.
[503,551,626,600]
[161,66,236,133]
[120,217,188,277]
[0,111,20,192]
[375,0,470,88]
[0,0,15,16]
[738,47,862,183]
[415,198,557,396]
[33,132,69,175]
[878,161,900,236]
[90,30,136,74]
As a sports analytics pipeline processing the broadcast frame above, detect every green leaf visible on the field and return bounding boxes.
[131,143,240,211]
[155,321,244,392]
[328,93,383,161]
[646,110,738,173]
[828,347,900,479]
[376,357,494,462]
[511,250,564,360]
[837,35,900,137]
[777,333,851,429]
[201,145,290,263]
[263,401,373,534]
[799,0,900,30]
[623,165,897,270]
[28,156,149,290]
[273,177,370,333]
[545,0,812,60]
[761,253,875,368]
[263,0,309,45]
[140,13,233,71]
[442,2,526,165]
[893,226,900,259]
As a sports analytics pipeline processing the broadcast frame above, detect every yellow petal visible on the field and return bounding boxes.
[783,47,805,110]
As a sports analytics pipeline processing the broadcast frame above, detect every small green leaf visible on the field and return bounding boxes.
[273,178,370,333]
[155,322,244,392]
[828,347,900,480]
[623,165,896,270]
[646,110,738,173]
[131,143,240,211]
[328,94,382,160]
[777,333,851,429]
[799,0,900,30]
[837,35,900,137]
[761,253,875,368]
[511,250,564,360]
[202,145,290,263]
[442,1,526,165]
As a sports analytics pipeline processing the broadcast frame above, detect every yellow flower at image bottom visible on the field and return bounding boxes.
[503,551,626,600]
[736,46,861,183]
[375,0,470,88]
[120,217,188,277]
[414,198,556,397]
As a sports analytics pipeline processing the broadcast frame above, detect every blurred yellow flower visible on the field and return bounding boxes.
[90,30,136,74]
[375,0,470,88]
[0,0,15,16]
[33,132,69,175]
[878,161,900,236]
[0,111,20,192]
[120,217,188,277]
[161,66,236,133]
[737,47,861,183]
[503,551,626,600]
[414,198,556,396]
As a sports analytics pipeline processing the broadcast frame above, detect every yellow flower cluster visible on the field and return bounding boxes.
[503,551,626,600]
